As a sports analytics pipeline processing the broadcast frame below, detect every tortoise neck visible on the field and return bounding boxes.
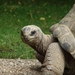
[31,34,51,56]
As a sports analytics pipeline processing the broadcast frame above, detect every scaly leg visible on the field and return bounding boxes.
[41,43,65,75]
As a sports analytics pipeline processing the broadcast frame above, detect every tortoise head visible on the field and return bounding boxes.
[21,25,43,45]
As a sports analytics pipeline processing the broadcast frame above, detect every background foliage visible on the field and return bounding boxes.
[0,0,75,59]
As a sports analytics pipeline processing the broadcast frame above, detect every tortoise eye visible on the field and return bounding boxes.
[30,31,36,36]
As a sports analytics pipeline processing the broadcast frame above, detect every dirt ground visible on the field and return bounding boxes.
[0,59,41,75]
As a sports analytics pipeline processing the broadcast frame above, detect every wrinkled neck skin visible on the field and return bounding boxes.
[29,34,55,56]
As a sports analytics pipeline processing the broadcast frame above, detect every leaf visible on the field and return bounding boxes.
[40,17,45,21]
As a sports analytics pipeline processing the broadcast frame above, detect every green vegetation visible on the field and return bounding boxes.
[0,0,75,59]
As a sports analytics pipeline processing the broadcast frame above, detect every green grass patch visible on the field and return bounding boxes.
[0,0,75,59]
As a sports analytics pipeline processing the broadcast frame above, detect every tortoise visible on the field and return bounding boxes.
[21,4,75,75]
[21,25,75,75]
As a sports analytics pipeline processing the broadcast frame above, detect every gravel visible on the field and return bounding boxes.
[0,59,41,75]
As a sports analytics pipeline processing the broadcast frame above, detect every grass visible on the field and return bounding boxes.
[0,0,75,59]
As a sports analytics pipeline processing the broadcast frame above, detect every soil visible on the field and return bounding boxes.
[0,59,41,75]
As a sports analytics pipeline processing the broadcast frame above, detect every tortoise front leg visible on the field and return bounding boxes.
[41,43,65,75]
[35,52,44,64]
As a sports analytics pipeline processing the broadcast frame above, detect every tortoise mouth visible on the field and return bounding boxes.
[21,30,39,44]
[21,35,29,42]
[21,31,24,37]
[21,31,28,42]
[21,34,34,43]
